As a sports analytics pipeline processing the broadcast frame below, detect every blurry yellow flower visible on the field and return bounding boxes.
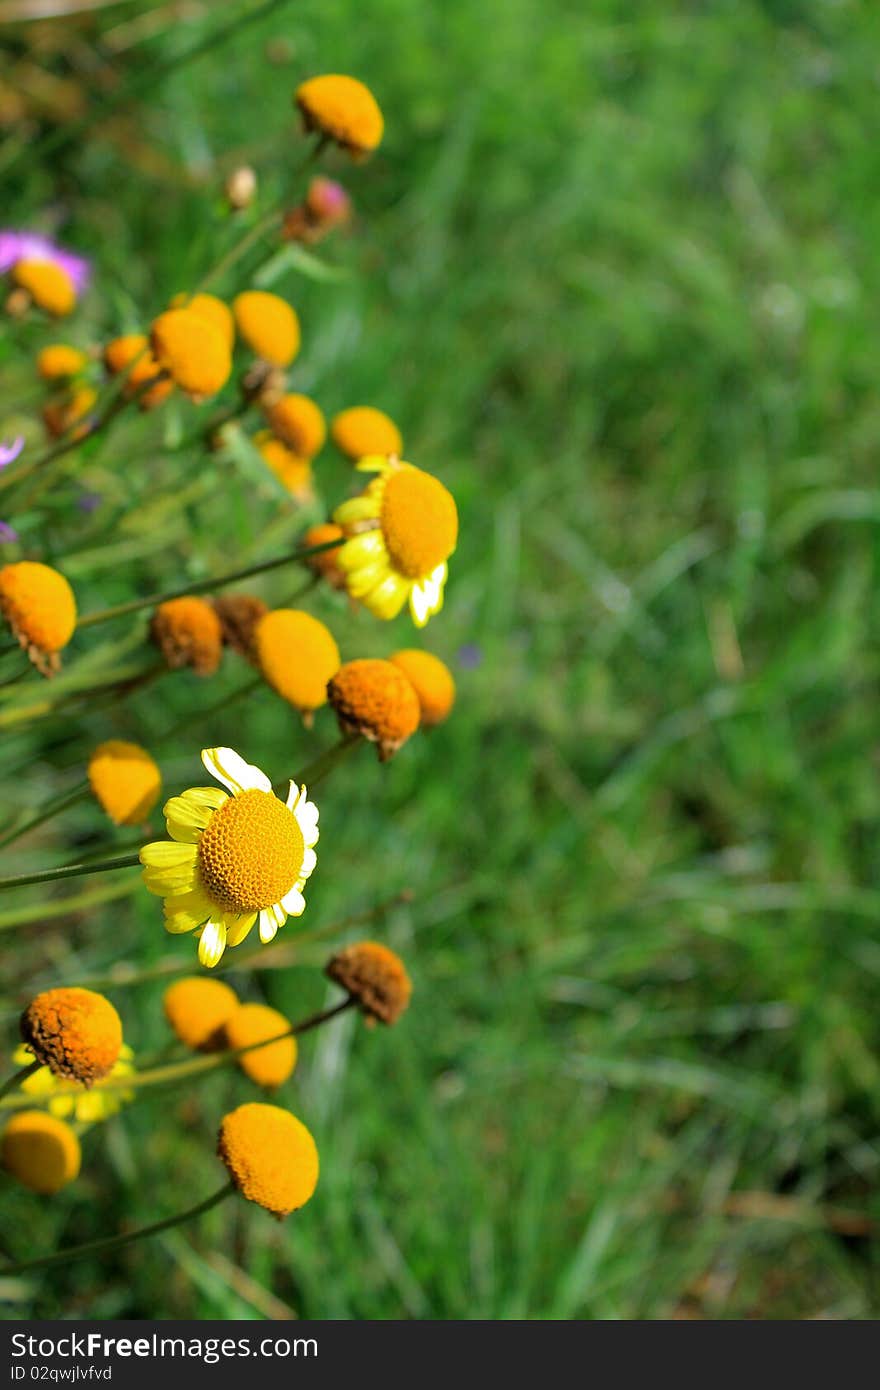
[254,432,314,503]
[169,292,235,349]
[302,522,347,590]
[163,977,239,1052]
[13,260,75,316]
[20,987,123,1085]
[103,333,171,407]
[12,1044,135,1123]
[224,1003,297,1088]
[37,344,88,380]
[333,457,458,626]
[42,385,97,440]
[218,1102,318,1217]
[331,406,402,461]
[233,291,300,368]
[88,739,162,825]
[327,658,420,761]
[150,596,223,676]
[390,649,456,726]
[326,941,412,1025]
[2,1111,81,1194]
[255,609,340,717]
[295,74,383,158]
[265,394,326,458]
[150,309,231,399]
[0,560,77,676]
[139,747,319,968]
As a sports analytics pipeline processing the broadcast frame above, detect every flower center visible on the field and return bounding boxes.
[380,467,458,579]
[197,789,304,915]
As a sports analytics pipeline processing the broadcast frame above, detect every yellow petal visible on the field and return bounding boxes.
[225,912,258,948]
[139,841,197,869]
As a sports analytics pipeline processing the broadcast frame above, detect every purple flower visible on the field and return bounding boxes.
[0,231,90,293]
[0,521,18,544]
[77,491,102,514]
[0,437,24,470]
[457,642,483,670]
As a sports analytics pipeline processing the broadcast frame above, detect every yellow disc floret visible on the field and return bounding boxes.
[264,394,326,458]
[233,291,300,367]
[218,1102,318,1218]
[88,739,162,825]
[0,561,77,676]
[327,658,420,761]
[13,259,76,316]
[224,1003,297,1088]
[169,292,235,349]
[380,467,458,578]
[390,649,456,726]
[326,941,412,1025]
[163,977,239,1052]
[197,789,304,915]
[37,344,88,380]
[150,309,231,398]
[2,1111,81,1194]
[255,609,340,714]
[150,596,223,676]
[331,406,402,460]
[20,987,123,1085]
[254,433,314,502]
[295,74,383,158]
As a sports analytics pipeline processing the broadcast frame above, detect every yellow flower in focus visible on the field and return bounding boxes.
[2,1111,81,1194]
[13,260,76,316]
[37,344,88,380]
[264,394,325,458]
[326,941,412,1025]
[254,433,314,504]
[88,740,162,825]
[163,977,239,1052]
[331,406,402,461]
[327,658,420,761]
[12,1044,135,1123]
[20,988,123,1085]
[254,609,340,717]
[169,292,235,349]
[0,560,77,676]
[232,291,300,368]
[139,747,319,968]
[218,1102,318,1218]
[390,649,456,727]
[295,74,383,159]
[332,457,458,627]
[150,596,223,676]
[224,1003,297,1089]
[150,309,231,399]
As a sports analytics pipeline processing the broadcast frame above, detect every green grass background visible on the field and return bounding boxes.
[1,0,879,1318]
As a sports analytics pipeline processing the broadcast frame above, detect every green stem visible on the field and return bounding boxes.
[292,733,361,789]
[1,1183,233,1278]
[0,878,138,935]
[0,782,90,852]
[0,852,141,894]
[0,1059,40,1103]
[0,662,162,731]
[76,537,343,631]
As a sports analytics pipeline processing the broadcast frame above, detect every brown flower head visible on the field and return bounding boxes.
[150,596,223,676]
[326,941,412,1025]
[327,658,420,761]
[20,987,123,1085]
[212,593,269,662]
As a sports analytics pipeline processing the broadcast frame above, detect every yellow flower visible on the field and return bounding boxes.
[332,457,458,627]
[254,433,314,503]
[139,747,319,968]
[150,596,223,676]
[264,394,326,458]
[12,260,76,316]
[169,292,235,349]
[42,385,97,441]
[218,1102,318,1218]
[88,739,162,825]
[150,309,231,398]
[20,988,123,1085]
[325,942,412,1025]
[331,406,402,461]
[163,977,239,1052]
[327,658,420,761]
[37,344,88,380]
[232,291,300,368]
[12,1044,135,1123]
[0,560,77,676]
[2,1111,81,1194]
[103,333,171,406]
[295,75,383,159]
[255,609,340,716]
[302,523,347,590]
[390,649,456,726]
[224,1003,297,1089]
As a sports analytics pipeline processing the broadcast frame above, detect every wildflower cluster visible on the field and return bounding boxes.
[0,57,462,1278]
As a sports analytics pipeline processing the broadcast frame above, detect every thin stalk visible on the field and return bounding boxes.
[292,733,361,789]
[0,851,141,893]
[0,781,90,852]
[0,662,162,731]
[1,1183,233,1278]
[0,877,138,935]
[0,1059,39,1103]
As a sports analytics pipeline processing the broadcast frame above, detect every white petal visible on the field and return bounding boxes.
[410,582,431,626]
[299,846,317,879]
[259,905,284,943]
[285,780,302,810]
[198,919,227,968]
[201,747,271,795]
[281,886,306,917]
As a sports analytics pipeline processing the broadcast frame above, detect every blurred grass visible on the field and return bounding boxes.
[1,0,879,1318]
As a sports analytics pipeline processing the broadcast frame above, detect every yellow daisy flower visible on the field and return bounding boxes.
[12,1044,135,1123]
[139,747,319,969]
[332,456,458,627]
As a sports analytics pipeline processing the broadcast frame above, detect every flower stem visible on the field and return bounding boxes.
[0,782,90,852]
[0,1059,40,1103]
[0,852,141,894]
[1,1183,233,1278]
[0,877,138,936]
[292,733,361,789]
